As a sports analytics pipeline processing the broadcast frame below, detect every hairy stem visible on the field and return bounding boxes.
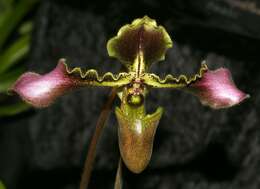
[79,88,117,189]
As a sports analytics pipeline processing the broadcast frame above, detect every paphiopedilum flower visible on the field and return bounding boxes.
[11,16,249,175]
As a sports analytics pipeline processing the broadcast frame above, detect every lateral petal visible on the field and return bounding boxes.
[11,59,133,108]
[188,68,249,109]
[11,59,76,108]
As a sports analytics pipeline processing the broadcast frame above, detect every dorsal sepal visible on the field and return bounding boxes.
[107,16,173,70]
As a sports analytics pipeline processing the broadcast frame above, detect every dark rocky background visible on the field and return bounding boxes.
[0,0,259,188]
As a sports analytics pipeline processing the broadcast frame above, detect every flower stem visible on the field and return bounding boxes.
[79,88,117,189]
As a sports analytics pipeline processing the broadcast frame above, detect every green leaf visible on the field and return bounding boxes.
[0,66,25,93]
[0,34,30,74]
[0,102,30,117]
[0,0,37,49]
[0,9,11,27]
[19,21,33,35]
[0,0,13,12]
[0,181,6,189]
[1,0,14,7]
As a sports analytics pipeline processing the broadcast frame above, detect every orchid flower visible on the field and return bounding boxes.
[10,16,249,189]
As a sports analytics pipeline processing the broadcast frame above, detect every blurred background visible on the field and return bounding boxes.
[0,0,259,188]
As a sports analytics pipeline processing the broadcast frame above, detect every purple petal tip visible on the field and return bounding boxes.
[11,59,74,108]
[190,68,249,109]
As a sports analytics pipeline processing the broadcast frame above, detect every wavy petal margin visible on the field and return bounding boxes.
[143,62,208,88]
[188,67,249,109]
[11,59,132,108]
[64,63,133,87]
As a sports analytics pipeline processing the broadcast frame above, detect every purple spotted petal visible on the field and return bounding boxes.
[189,68,249,109]
[11,59,76,108]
